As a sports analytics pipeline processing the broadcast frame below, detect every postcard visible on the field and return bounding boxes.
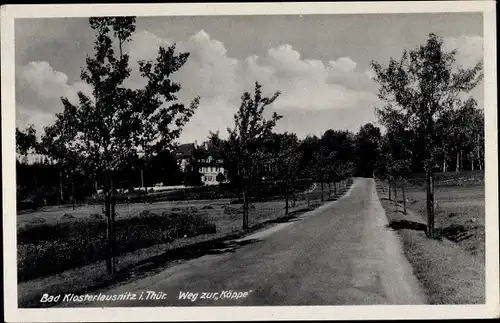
[2,1,498,322]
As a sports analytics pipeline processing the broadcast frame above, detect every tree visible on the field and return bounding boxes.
[216,172,226,183]
[320,129,357,195]
[310,145,334,202]
[226,82,282,229]
[371,33,483,238]
[262,132,301,215]
[16,125,38,160]
[374,134,394,200]
[184,165,203,187]
[452,100,484,171]
[435,109,455,173]
[298,135,321,205]
[40,17,199,274]
[355,123,381,177]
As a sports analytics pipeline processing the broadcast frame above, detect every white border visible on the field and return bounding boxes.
[2,2,498,322]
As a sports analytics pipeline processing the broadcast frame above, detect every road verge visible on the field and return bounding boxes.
[374,179,485,304]
[19,180,353,308]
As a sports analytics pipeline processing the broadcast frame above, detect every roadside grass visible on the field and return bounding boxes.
[375,173,485,304]
[16,199,232,229]
[18,180,352,308]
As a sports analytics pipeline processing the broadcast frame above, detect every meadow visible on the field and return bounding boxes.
[376,170,485,304]
[18,180,353,308]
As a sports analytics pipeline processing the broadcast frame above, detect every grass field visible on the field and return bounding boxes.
[17,180,352,308]
[376,170,485,304]
[17,183,322,229]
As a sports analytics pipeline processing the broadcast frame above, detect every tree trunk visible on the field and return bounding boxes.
[328,182,331,198]
[292,192,296,207]
[388,179,392,200]
[334,181,337,196]
[456,150,460,172]
[477,145,482,171]
[59,173,64,203]
[242,184,249,230]
[110,179,116,274]
[477,136,483,171]
[402,183,407,215]
[320,181,324,202]
[104,172,113,274]
[426,171,435,238]
[442,151,447,173]
[393,182,397,201]
[71,179,75,210]
[470,153,475,171]
[460,150,464,172]
[285,182,289,215]
[141,169,144,191]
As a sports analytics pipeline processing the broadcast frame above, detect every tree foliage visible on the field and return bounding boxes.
[39,16,199,273]
[16,125,38,158]
[371,33,483,238]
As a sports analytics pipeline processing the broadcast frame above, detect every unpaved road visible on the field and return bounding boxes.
[60,178,426,307]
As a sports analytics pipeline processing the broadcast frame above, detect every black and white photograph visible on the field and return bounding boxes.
[2,1,498,321]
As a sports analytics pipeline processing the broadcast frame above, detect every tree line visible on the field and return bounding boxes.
[15,17,483,275]
[371,33,483,238]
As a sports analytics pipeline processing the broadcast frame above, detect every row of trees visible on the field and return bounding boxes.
[15,19,483,274]
[16,17,359,274]
[17,17,200,274]
[206,86,383,229]
[371,33,483,238]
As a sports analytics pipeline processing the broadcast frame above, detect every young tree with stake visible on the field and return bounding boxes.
[226,82,282,230]
[264,132,302,215]
[40,17,199,274]
[371,33,483,238]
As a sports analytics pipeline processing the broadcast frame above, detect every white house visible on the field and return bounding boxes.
[198,155,227,185]
[172,142,228,185]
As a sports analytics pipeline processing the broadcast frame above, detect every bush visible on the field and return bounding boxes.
[17,211,216,281]
[139,210,155,218]
[201,205,214,210]
[89,213,104,220]
[223,206,241,215]
[223,204,255,215]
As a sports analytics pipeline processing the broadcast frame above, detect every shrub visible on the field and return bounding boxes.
[18,211,216,281]
[201,205,214,210]
[223,204,255,215]
[89,213,104,220]
[30,217,46,224]
[223,205,241,215]
[139,210,156,218]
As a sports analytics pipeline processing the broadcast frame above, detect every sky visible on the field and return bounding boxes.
[15,13,484,144]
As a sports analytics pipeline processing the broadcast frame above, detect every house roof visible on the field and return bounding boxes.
[173,143,195,159]
[172,142,224,161]
[198,148,222,159]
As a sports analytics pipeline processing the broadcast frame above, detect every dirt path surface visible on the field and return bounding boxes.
[59,178,426,307]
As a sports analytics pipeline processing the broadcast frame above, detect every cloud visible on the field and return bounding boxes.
[328,57,357,73]
[443,34,483,68]
[16,30,380,142]
[16,61,93,136]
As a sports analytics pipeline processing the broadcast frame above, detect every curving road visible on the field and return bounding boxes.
[62,178,426,307]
